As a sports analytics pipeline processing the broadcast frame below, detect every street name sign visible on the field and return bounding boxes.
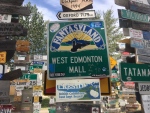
[48,20,110,79]
[57,10,96,20]
[119,62,150,82]
[118,9,150,23]
[20,74,37,80]
[32,61,44,66]
[0,4,30,16]
[139,83,150,94]
[60,0,93,11]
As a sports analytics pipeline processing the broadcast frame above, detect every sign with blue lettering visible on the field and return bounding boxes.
[32,61,44,66]
[48,20,110,79]
[56,79,101,102]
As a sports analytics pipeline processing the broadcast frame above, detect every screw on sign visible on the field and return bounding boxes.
[16,40,30,52]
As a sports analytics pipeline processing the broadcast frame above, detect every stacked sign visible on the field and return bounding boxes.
[115,0,150,112]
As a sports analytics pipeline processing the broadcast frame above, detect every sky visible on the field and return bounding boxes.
[24,0,123,22]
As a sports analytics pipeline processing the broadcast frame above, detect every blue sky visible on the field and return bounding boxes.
[24,0,123,21]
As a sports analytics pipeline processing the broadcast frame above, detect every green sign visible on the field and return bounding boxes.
[120,9,150,23]
[29,65,43,70]
[119,62,150,82]
[20,74,37,80]
[48,20,110,79]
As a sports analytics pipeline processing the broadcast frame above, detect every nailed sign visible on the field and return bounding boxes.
[48,20,110,79]
[60,0,93,10]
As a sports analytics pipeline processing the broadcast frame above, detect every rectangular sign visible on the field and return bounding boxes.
[139,83,150,94]
[129,28,143,39]
[32,61,44,65]
[56,79,101,102]
[119,9,150,23]
[141,95,150,113]
[0,14,11,23]
[48,20,110,79]
[0,51,6,63]
[136,48,150,56]
[0,0,24,6]
[130,38,144,48]
[0,98,10,104]
[20,74,37,80]
[57,10,96,20]
[0,81,10,98]
[119,62,150,82]
[34,55,43,60]
[56,103,100,113]
[137,55,150,63]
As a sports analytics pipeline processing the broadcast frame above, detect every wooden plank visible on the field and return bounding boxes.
[0,4,30,16]
[0,0,24,6]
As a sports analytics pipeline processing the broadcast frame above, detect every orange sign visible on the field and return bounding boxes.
[110,56,117,69]
[60,0,93,10]
[44,71,111,96]
[0,51,6,63]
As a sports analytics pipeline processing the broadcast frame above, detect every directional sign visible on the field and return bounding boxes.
[110,57,117,69]
[118,9,150,23]
[119,62,150,82]
[60,0,93,11]
[0,51,6,64]
[57,10,96,20]
[48,20,110,79]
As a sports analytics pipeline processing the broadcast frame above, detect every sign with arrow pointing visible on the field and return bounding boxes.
[56,10,96,20]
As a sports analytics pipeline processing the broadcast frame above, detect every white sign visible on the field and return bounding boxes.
[15,85,24,90]
[34,55,43,61]
[137,55,150,63]
[56,79,101,102]
[129,28,143,39]
[142,95,150,113]
[57,10,96,20]
[0,14,12,23]
[16,90,22,96]
[33,103,41,110]
[18,56,25,60]
[139,83,150,94]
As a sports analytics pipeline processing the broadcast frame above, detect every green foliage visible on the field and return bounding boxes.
[41,98,49,108]
[15,2,47,55]
[95,9,123,58]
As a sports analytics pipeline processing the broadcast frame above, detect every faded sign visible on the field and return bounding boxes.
[139,83,150,94]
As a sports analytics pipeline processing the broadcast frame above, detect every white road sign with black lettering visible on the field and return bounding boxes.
[139,83,150,94]
[57,10,96,20]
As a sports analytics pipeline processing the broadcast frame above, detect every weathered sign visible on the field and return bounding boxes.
[129,28,143,39]
[0,40,16,51]
[0,0,24,6]
[56,103,100,113]
[119,62,150,82]
[0,14,12,23]
[139,83,150,94]
[56,79,101,102]
[48,20,110,79]
[141,95,150,113]
[57,10,96,20]
[136,48,150,56]
[118,9,150,23]
[0,97,10,104]
[60,0,93,11]
[0,51,6,64]
[0,105,13,113]
[14,54,29,63]
[0,4,30,16]
[16,40,30,52]
[137,55,150,63]
[130,38,144,48]
[0,81,10,98]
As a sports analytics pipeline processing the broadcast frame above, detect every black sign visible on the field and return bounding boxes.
[0,40,16,51]
[2,69,23,80]
[0,23,27,36]
[0,97,10,104]
[56,103,100,113]
[0,0,24,6]
[0,4,30,16]
[119,19,150,31]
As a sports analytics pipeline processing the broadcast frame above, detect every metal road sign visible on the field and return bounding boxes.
[136,48,150,56]
[60,0,93,11]
[0,51,6,64]
[56,10,96,20]
[110,57,117,69]
[32,61,44,65]
[48,20,110,79]
[20,74,37,80]
[119,9,150,23]
[119,62,150,82]
[139,83,150,94]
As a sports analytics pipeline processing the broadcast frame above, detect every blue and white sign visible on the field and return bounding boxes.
[32,61,44,66]
[56,79,101,102]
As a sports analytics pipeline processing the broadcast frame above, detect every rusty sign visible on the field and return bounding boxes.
[0,23,27,36]
[60,0,93,10]
[0,0,24,6]
[0,51,6,64]
[0,4,30,16]
[16,40,30,52]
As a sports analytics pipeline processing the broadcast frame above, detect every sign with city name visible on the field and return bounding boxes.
[57,10,96,20]
[119,62,150,82]
[0,0,24,6]
[0,4,30,16]
[139,83,150,94]
[48,20,110,79]
[118,9,150,23]
[60,0,93,11]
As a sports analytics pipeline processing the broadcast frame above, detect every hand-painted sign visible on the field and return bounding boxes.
[48,20,110,79]
[57,10,96,20]
[136,48,150,56]
[60,0,93,10]
[0,14,11,23]
[56,79,101,102]
[139,83,150,94]
[118,9,150,23]
[119,62,150,82]
[56,102,100,113]
[129,28,143,39]
[0,51,6,64]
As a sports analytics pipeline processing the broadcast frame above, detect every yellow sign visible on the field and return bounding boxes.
[33,86,41,91]
[34,68,42,73]
[34,96,39,103]
[110,56,117,69]
[0,51,6,63]
[14,96,21,102]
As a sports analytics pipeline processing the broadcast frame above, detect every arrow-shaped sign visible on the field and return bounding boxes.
[56,10,96,20]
